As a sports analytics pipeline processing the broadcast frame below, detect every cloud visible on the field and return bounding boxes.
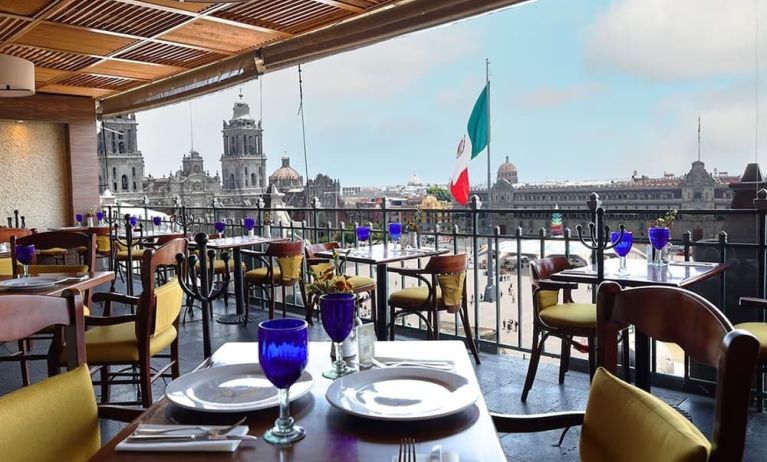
[585,0,765,80]
[516,83,603,110]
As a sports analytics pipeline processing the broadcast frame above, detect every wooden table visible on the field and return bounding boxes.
[205,236,286,324]
[0,271,115,296]
[552,258,729,391]
[316,244,449,340]
[90,340,505,461]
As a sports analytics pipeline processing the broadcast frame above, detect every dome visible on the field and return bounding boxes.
[407,174,424,187]
[497,156,518,184]
[269,156,304,190]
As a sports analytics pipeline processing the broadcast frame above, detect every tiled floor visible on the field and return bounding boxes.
[2,289,766,461]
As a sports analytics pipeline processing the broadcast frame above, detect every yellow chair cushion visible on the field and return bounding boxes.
[539,303,596,329]
[246,266,281,282]
[154,277,183,334]
[37,247,67,256]
[276,255,303,280]
[96,235,111,253]
[437,273,465,308]
[116,249,144,260]
[0,364,99,462]
[537,289,560,310]
[735,322,767,359]
[83,322,177,363]
[348,275,375,290]
[309,262,333,277]
[0,257,12,276]
[581,367,710,462]
[389,286,442,309]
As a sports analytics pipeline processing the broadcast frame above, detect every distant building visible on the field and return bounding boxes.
[220,93,267,193]
[97,113,144,195]
[269,156,304,192]
[143,150,222,207]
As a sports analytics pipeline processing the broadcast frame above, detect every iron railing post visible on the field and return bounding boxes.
[381,196,388,246]
[470,195,481,349]
[311,196,320,244]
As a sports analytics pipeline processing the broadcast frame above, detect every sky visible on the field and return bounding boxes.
[134,0,766,189]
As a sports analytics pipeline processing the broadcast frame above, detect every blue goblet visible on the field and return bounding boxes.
[648,227,670,267]
[129,215,138,228]
[320,293,356,379]
[610,230,633,275]
[75,214,83,226]
[15,244,35,277]
[95,211,104,224]
[152,216,162,228]
[214,221,226,237]
[356,226,371,248]
[388,222,402,249]
[244,217,255,236]
[259,319,308,445]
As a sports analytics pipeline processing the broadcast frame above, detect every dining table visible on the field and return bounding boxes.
[551,257,730,391]
[89,340,505,461]
[0,271,115,296]
[204,235,287,325]
[315,244,449,340]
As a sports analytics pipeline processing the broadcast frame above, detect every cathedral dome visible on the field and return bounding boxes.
[269,156,304,190]
[407,174,424,187]
[497,156,518,184]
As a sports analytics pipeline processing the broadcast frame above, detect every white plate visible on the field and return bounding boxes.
[325,367,478,421]
[0,277,60,290]
[165,363,313,413]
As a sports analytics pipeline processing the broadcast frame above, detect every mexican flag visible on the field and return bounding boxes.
[450,85,489,205]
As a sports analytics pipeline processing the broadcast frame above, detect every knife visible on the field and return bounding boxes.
[126,434,257,442]
[430,444,443,462]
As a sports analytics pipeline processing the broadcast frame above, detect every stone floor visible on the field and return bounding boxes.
[2,290,767,461]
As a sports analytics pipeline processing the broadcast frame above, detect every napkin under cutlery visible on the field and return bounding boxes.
[390,450,459,462]
[116,424,251,453]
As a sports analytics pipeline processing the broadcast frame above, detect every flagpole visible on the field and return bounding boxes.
[483,58,496,303]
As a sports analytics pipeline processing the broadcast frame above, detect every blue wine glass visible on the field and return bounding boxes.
[95,211,104,223]
[610,230,633,275]
[258,319,309,445]
[15,244,35,278]
[356,226,371,247]
[319,293,356,379]
[152,216,162,228]
[244,217,255,235]
[214,221,226,237]
[129,215,138,228]
[648,227,670,266]
[388,222,402,248]
[75,214,83,226]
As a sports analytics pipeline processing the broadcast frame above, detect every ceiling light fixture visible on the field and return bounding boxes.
[0,55,35,97]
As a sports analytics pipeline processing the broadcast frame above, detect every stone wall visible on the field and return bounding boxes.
[0,120,68,229]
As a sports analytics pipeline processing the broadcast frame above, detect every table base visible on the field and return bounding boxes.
[216,313,248,324]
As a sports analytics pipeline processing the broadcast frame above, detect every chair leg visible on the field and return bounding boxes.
[587,336,597,381]
[559,336,571,385]
[139,357,152,408]
[522,327,544,402]
[459,306,481,365]
[369,289,377,325]
[100,365,111,403]
[621,329,631,382]
[756,364,764,412]
[171,340,180,379]
[269,285,276,319]
[282,285,287,318]
[389,306,396,341]
[244,282,250,326]
[17,340,30,386]
[433,310,440,340]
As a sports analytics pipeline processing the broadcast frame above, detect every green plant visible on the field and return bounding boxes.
[406,208,422,233]
[426,185,451,202]
[654,209,678,228]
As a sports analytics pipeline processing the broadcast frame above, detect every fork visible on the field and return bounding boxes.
[371,357,453,371]
[398,437,417,462]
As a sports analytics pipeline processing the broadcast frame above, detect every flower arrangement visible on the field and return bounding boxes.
[654,209,678,228]
[406,207,422,233]
[306,252,354,296]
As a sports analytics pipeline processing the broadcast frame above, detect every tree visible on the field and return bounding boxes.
[426,185,451,203]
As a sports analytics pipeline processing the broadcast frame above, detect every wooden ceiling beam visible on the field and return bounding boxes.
[0,0,80,46]
[306,0,366,13]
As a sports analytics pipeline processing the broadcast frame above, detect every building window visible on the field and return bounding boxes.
[133,181,137,191]
[113,182,118,191]
[251,173,256,186]
[119,141,125,153]
[112,167,116,177]
[230,173,235,189]
[121,175,128,191]
[132,167,136,177]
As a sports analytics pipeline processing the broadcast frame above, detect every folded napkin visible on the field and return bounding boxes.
[116,424,250,453]
[390,450,459,462]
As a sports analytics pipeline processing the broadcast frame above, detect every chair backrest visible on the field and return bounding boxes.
[86,226,111,253]
[596,282,759,462]
[11,231,96,275]
[266,240,304,282]
[305,241,340,259]
[424,254,467,310]
[137,238,187,337]
[529,256,570,286]
[0,227,33,244]
[0,290,99,462]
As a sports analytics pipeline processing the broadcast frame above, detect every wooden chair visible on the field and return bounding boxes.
[735,296,767,411]
[7,231,97,385]
[77,238,187,407]
[86,226,112,271]
[0,227,32,276]
[522,256,630,402]
[387,253,480,364]
[244,240,304,322]
[302,242,376,324]
[492,282,759,462]
[0,290,141,462]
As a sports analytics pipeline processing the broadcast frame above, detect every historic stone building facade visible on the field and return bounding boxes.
[220,93,267,193]
[97,113,144,195]
[142,149,222,207]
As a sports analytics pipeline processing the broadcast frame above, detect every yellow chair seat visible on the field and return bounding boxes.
[349,275,375,290]
[246,266,281,282]
[581,367,710,462]
[197,260,246,274]
[0,364,100,462]
[734,322,767,359]
[37,247,67,256]
[116,249,144,260]
[309,262,332,276]
[539,303,596,330]
[77,246,88,254]
[0,257,12,276]
[389,286,442,309]
[82,322,177,363]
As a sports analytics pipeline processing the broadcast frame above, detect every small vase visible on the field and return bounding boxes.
[248,229,255,238]
[264,224,271,238]
[86,216,94,227]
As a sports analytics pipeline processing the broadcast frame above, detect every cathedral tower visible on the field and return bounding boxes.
[220,92,266,192]
[98,113,144,195]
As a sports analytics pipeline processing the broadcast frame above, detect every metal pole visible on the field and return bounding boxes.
[484,58,496,302]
